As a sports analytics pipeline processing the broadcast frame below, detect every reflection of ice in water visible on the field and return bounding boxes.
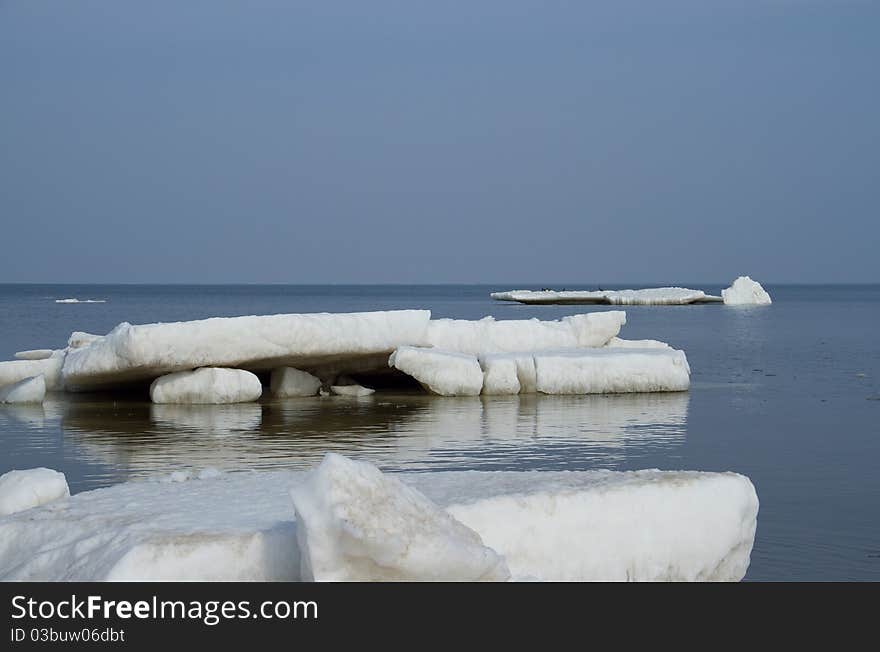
[61,392,688,480]
[0,404,48,430]
[150,403,262,435]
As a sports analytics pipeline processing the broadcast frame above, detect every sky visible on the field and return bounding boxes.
[1,1,878,284]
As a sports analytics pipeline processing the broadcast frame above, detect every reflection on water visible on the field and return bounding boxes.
[10,392,692,483]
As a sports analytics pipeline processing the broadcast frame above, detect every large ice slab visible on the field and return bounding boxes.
[722,276,772,305]
[61,310,431,390]
[150,368,263,404]
[394,345,690,396]
[425,312,626,355]
[534,348,690,394]
[0,468,69,516]
[0,375,46,404]
[291,454,509,581]
[389,346,484,396]
[491,288,722,305]
[0,458,758,581]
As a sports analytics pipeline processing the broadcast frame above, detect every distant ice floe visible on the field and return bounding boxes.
[721,276,772,305]
[0,455,758,581]
[55,298,106,304]
[491,277,772,306]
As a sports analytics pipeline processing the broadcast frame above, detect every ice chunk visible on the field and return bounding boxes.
[0,353,64,391]
[535,348,690,394]
[0,462,757,581]
[722,276,772,305]
[479,356,521,395]
[389,346,484,396]
[150,368,263,404]
[0,468,69,516]
[14,349,54,361]
[270,367,322,398]
[491,288,722,305]
[291,454,510,581]
[330,384,375,397]
[0,375,46,404]
[62,310,431,390]
[425,312,626,355]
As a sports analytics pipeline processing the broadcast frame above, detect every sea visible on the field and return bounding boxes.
[1,283,878,581]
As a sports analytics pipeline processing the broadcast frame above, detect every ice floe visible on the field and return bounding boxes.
[0,375,46,404]
[491,288,722,305]
[270,367,322,398]
[61,310,431,390]
[150,368,263,404]
[722,276,772,305]
[0,456,758,581]
[55,298,106,304]
[0,468,69,516]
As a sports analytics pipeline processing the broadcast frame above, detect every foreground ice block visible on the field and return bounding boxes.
[62,310,431,390]
[389,346,484,396]
[150,368,263,404]
[0,468,69,516]
[491,288,722,305]
[425,312,626,355]
[722,276,772,305]
[0,375,46,404]
[329,384,375,397]
[291,454,509,581]
[0,458,758,581]
[270,367,322,398]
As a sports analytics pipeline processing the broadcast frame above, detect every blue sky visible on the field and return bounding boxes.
[1,1,877,283]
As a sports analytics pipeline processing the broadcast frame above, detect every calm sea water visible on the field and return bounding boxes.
[1,283,878,581]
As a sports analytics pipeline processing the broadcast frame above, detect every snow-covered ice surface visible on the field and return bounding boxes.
[54,298,106,304]
[61,310,431,390]
[270,367,322,398]
[0,375,46,404]
[291,454,509,581]
[491,288,722,305]
[149,368,263,404]
[14,349,54,361]
[0,353,65,391]
[0,468,69,516]
[0,456,758,581]
[425,312,626,354]
[389,346,484,396]
[722,276,772,305]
